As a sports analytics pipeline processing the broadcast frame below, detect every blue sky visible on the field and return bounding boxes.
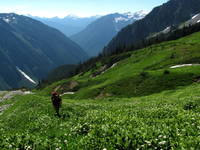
[0,0,168,18]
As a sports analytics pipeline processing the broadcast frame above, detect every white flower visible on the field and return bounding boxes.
[103,148,107,150]
[159,141,167,145]
[145,140,151,144]
[9,145,12,148]
[64,140,67,144]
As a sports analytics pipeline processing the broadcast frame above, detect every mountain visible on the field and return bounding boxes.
[184,13,200,26]
[43,64,77,85]
[148,13,200,39]
[103,0,200,55]
[44,29,200,99]
[0,13,88,90]
[31,15,100,36]
[70,11,147,57]
[71,11,147,57]
[2,30,200,149]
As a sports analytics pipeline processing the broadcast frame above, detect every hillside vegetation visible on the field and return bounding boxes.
[104,0,200,55]
[44,31,200,99]
[1,31,200,149]
[0,13,88,90]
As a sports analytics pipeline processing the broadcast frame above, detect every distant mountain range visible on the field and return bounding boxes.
[71,11,147,56]
[31,15,100,36]
[0,13,88,90]
[103,0,200,55]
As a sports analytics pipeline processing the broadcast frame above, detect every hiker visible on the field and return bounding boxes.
[51,92,62,117]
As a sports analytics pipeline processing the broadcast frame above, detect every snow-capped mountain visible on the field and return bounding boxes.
[0,13,18,24]
[71,11,148,56]
[115,11,148,23]
[103,0,200,55]
[147,12,200,40]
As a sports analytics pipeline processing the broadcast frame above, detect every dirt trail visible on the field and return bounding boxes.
[0,90,33,115]
[0,90,33,102]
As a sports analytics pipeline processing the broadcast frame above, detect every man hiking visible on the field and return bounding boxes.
[51,91,62,117]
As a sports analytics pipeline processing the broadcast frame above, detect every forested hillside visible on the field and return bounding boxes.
[0,13,88,90]
[1,30,200,149]
[104,0,200,55]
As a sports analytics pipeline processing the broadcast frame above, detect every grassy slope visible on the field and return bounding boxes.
[0,32,200,149]
[0,84,200,149]
[43,31,200,99]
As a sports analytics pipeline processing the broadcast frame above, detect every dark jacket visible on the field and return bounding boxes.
[51,95,62,108]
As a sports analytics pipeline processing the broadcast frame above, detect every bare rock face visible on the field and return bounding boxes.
[90,65,108,78]
[96,91,112,99]
[54,81,79,94]
[69,81,79,90]
[0,90,33,102]
[0,90,33,115]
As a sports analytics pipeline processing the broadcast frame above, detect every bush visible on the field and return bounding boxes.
[163,70,170,75]
[140,72,148,78]
[183,101,198,110]
[170,53,176,59]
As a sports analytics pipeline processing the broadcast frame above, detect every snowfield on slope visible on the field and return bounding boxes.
[170,64,200,69]
[16,67,37,84]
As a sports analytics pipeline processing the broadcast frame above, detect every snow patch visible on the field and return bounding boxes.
[192,14,199,19]
[124,12,136,19]
[111,63,117,68]
[61,92,75,96]
[3,18,11,23]
[197,20,200,23]
[0,15,16,24]
[170,64,197,69]
[114,17,129,23]
[114,10,148,23]
[125,10,148,20]
[24,91,34,94]
[163,26,171,33]
[16,67,37,84]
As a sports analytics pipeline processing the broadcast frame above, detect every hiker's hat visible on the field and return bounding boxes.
[52,91,58,96]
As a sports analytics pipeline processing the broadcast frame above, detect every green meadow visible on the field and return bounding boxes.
[1,32,200,149]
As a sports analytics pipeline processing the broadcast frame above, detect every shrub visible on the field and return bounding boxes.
[183,101,197,110]
[140,72,148,78]
[163,70,170,75]
[170,53,176,59]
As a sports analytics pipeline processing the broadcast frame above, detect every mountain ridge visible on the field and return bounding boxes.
[71,11,147,57]
[103,0,200,55]
[31,15,100,36]
[0,13,88,90]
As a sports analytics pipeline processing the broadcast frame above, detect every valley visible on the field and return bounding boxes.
[1,30,200,149]
[0,0,200,149]
[0,13,88,90]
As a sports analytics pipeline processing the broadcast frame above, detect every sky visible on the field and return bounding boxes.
[0,0,168,18]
